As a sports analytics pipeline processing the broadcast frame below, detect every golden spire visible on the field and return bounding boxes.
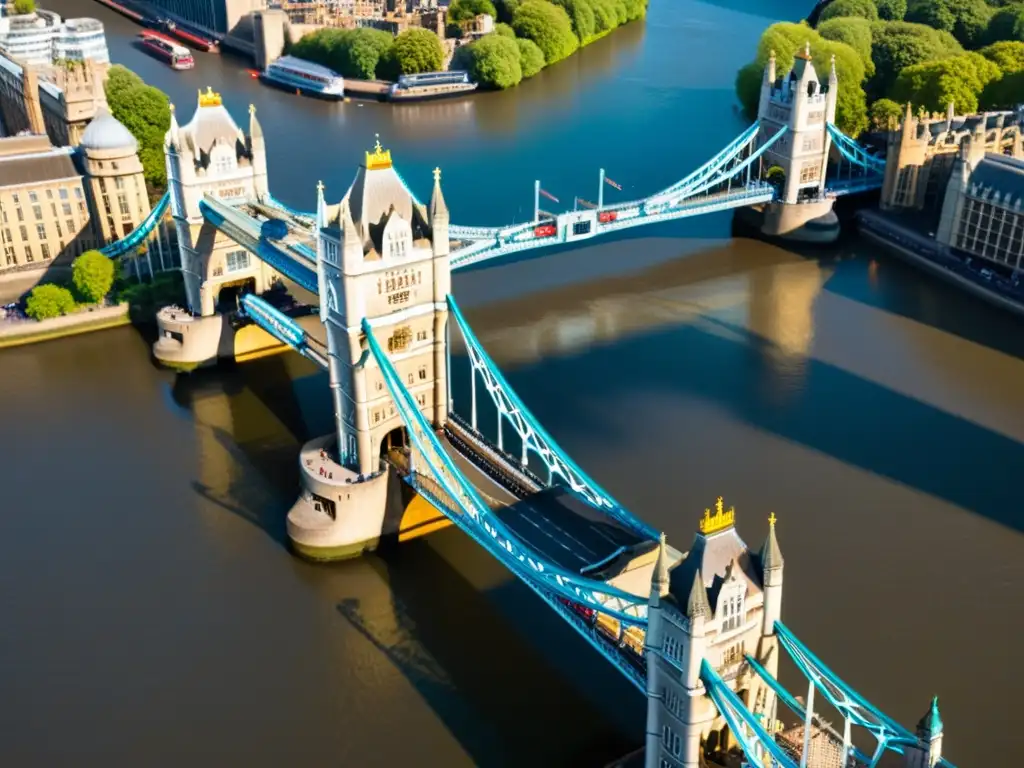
[249,103,256,116]
[433,166,441,183]
[699,496,736,536]
[365,133,392,170]
[769,512,777,528]
[198,86,221,108]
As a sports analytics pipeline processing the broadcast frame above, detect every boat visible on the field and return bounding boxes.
[137,31,194,70]
[151,17,218,52]
[388,71,477,103]
[260,56,345,100]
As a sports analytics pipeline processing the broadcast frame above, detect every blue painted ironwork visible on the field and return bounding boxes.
[447,294,658,541]
[99,191,170,258]
[363,316,651,625]
[200,198,318,293]
[240,294,327,367]
[827,123,885,172]
[701,659,798,768]
[650,121,763,203]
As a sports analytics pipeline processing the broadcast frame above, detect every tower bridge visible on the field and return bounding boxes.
[87,51,955,768]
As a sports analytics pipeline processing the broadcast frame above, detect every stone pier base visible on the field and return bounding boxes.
[747,198,840,244]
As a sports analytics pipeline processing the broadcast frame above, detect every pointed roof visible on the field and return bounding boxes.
[430,166,448,221]
[686,569,711,619]
[916,697,943,737]
[248,103,263,142]
[652,532,670,595]
[759,512,783,571]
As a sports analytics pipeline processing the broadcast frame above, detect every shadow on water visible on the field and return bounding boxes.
[820,239,1024,362]
[337,536,640,768]
[484,300,1024,535]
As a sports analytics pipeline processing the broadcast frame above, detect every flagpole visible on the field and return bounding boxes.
[534,179,540,224]
[599,168,605,210]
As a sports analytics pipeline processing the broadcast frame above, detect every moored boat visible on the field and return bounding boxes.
[138,30,194,70]
[388,71,477,103]
[260,56,344,100]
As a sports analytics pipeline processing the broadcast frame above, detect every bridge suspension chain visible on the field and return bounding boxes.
[99,191,171,259]
[362,318,651,625]
[447,295,659,541]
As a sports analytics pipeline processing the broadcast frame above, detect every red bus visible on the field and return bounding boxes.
[598,211,618,223]
[534,224,557,238]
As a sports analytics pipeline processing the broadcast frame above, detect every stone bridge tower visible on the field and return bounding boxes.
[755,44,840,241]
[644,502,783,768]
[165,88,274,316]
[287,138,452,561]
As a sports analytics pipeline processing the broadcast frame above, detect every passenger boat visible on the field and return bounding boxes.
[260,56,345,100]
[388,71,477,103]
[138,31,194,70]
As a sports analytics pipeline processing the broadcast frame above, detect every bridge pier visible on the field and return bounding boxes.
[738,198,840,244]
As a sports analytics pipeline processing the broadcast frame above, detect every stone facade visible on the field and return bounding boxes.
[165,88,277,316]
[644,502,783,768]
[881,103,1023,214]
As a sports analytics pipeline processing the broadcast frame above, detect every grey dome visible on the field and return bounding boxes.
[80,108,137,152]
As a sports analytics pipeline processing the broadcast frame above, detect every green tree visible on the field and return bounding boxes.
[290,28,394,80]
[735,61,763,118]
[72,250,116,304]
[552,0,596,42]
[494,22,516,37]
[388,28,444,76]
[493,0,520,23]
[981,39,1024,70]
[875,0,907,21]
[517,37,546,77]
[818,17,875,75]
[906,0,992,47]
[460,34,523,88]
[103,65,170,190]
[869,97,904,128]
[512,1,579,65]
[868,21,962,98]
[985,4,1024,44]
[819,0,879,23]
[764,166,786,194]
[890,51,1001,112]
[449,0,498,22]
[981,68,1024,107]
[12,0,35,14]
[24,284,75,321]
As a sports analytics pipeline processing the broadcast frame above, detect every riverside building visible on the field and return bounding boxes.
[0,9,109,67]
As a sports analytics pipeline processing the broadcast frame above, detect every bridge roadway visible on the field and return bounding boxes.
[440,417,654,577]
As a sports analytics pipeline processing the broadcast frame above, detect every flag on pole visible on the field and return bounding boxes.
[576,198,598,209]
[539,188,560,203]
[604,177,623,191]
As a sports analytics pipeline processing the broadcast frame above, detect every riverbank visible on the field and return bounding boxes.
[0,302,130,349]
[858,209,1024,319]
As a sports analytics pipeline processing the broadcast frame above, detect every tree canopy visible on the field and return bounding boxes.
[867,21,961,99]
[449,0,498,22]
[517,37,547,77]
[819,0,879,24]
[494,22,516,37]
[869,97,905,129]
[875,0,907,22]
[984,4,1024,45]
[72,250,116,304]
[818,16,875,75]
[512,1,579,65]
[980,39,1024,71]
[387,28,444,76]
[104,65,171,191]
[25,284,75,321]
[458,34,523,88]
[12,0,35,14]
[290,28,394,80]
[890,51,1000,113]
[905,0,992,48]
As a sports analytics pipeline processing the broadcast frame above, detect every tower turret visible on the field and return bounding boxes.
[249,103,268,198]
[903,697,944,768]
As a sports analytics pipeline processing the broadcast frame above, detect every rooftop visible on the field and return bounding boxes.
[0,135,78,188]
[79,107,137,152]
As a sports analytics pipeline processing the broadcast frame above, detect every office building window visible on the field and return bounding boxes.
[4,229,11,242]
[115,177,124,190]
[19,225,27,241]
[33,205,42,220]
[59,188,68,200]
[45,189,53,199]
[418,367,427,380]
[50,203,57,218]
[11,193,19,204]
[73,187,82,199]
[4,245,15,265]
[118,194,130,217]
[41,243,50,260]
[66,219,74,234]
[36,224,46,240]
[16,207,23,222]
[24,245,33,262]
[62,203,72,216]
[56,220,62,237]
[28,191,37,203]
[1,209,6,223]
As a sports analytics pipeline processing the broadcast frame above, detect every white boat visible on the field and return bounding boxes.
[261,55,344,100]
[388,71,477,102]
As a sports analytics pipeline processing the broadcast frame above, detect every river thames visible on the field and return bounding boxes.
[1,0,1022,765]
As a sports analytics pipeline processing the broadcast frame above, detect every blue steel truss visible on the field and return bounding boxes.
[648,122,764,205]
[99,191,170,259]
[240,294,327,367]
[827,123,886,173]
[447,295,658,541]
[701,659,798,768]
[200,198,318,293]
[363,317,651,625]
[774,621,957,767]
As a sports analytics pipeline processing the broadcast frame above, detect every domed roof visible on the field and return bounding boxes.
[80,108,137,152]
